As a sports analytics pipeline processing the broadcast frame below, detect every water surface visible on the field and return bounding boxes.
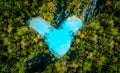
[29,16,83,58]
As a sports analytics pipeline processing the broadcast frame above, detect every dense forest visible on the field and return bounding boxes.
[0,0,120,73]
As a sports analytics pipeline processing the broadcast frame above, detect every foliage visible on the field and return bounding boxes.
[0,0,120,73]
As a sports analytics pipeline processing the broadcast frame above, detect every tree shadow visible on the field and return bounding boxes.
[24,52,54,73]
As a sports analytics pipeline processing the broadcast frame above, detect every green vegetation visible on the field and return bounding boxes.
[0,0,120,73]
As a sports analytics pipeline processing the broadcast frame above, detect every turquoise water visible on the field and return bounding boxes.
[29,16,83,58]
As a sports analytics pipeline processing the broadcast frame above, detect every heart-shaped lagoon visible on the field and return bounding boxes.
[29,15,82,58]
